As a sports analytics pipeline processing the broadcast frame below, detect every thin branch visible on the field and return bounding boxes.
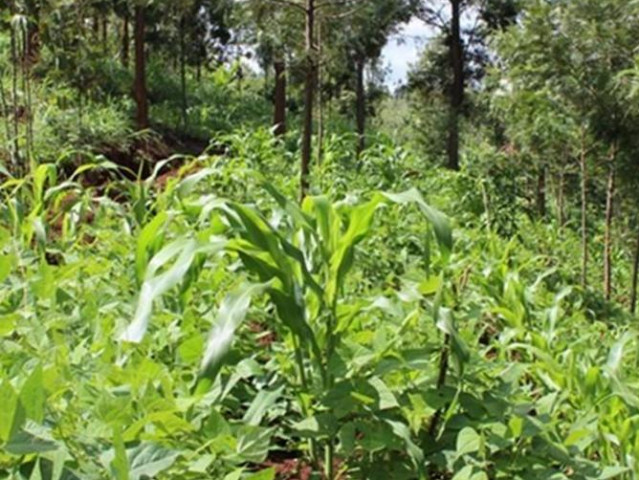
[417,5,447,30]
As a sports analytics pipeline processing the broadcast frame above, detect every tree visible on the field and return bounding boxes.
[342,0,417,159]
[133,1,148,129]
[240,1,298,137]
[493,0,639,300]
[415,0,520,170]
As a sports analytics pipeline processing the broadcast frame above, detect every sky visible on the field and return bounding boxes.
[381,18,434,89]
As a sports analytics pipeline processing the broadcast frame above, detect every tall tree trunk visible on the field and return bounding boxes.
[580,139,588,288]
[355,56,366,161]
[631,226,639,315]
[93,16,100,41]
[557,169,565,229]
[316,21,324,165]
[273,58,287,136]
[603,150,616,301]
[9,13,21,175]
[300,0,315,200]
[0,76,16,174]
[102,18,108,55]
[536,165,546,219]
[134,6,149,130]
[447,0,463,171]
[25,0,40,65]
[122,13,130,67]
[179,16,188,129]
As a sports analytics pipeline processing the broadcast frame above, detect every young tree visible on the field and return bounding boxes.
[493,0,639,298]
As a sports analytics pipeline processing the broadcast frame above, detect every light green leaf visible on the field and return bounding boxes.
[0,254,14,283]
[201,282,269,374]
[121,238,225,343]
[596,466,629,479]
[135,212,169,283]
[4,429,58,455]
[242,386,285,426]
[0,380,24,443]
[19,364,44,423]
[382,188,453,254]
[235,426,273,463]
[606,333,635,375]
[110,427,129,480]
[246,468,276,480]
[128,444,178,480]
[456,427,480,456]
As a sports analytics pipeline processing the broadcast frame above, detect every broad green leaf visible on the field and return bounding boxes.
[606,332,635,375]
[328,197,382,303]
[242,385,285,426]
[245,468,275,480]
[368,377,399,410]
[292,413,338,438]
[110,427,129,480]
[128,444,178,480]
[201,282,269,374]
[33,163,57,205]
[235,426,273,463]
[0,254,13,283]
[187,454,215,474]
[135,212,169,283]
[121,239,225,343]
[19,365,44,423]
[177,168,216,197]
[382,189,453,255]
[456,427,481,456]
[596,466,629,479]
[4,430,58,455]
[223,470,244,480]
[385,419,424,465]
[453,466,488,480]
[0,380,25,443]
[437,308,470,369]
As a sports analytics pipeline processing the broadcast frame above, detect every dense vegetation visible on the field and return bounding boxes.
[1,0,639,479]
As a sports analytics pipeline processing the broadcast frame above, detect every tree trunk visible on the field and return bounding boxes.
[316,21,324,165]
[447,0,463,171]
[102,18,108,55]
[179,16,188,129]
[122,13,130,67]
[355,56,366,161]
[300,0,315,200]
[273,58,287,136]
[557,170,565,228]
[580,140,588,288]
[536,165,546,219]
[9,13,21,175]
[93,16,100,41]
[603,152,616,301]
[0,77,15,173]
[134,6,149,130]
[631,227,639,315]
[25,0,40,65]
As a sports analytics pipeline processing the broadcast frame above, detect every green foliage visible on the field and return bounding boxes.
[1,130,638,479]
